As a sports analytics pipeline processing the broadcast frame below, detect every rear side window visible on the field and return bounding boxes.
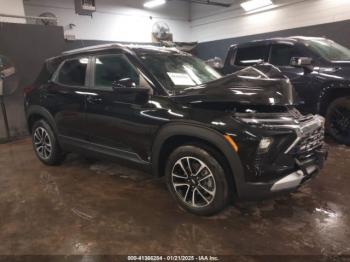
[234,46,268,66]
[270,44,302,66]
[56,58,88,86]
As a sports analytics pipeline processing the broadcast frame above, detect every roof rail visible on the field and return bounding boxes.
[62,43,183,56]
[62,43,123,55]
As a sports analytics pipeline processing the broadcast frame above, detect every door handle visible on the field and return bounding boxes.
[87,95,103,104]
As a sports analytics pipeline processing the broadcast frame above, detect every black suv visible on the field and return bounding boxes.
[25,44,327,215]
[222,36,350,145]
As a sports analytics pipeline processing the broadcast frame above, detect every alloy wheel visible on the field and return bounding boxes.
[329,106,350,138]
[171,156,216,208]
[33,127,52,160]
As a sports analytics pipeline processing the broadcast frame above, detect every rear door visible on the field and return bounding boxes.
[45,57,90,141]
[223,44,269,74]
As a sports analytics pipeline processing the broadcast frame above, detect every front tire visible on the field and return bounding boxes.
[165,145,230,216]
[32,120,65,165]
[325,97,350,146]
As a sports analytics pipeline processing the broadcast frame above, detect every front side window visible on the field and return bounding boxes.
[234,46,269,66]
[270,44,302,66]
[94,54,150,89]
[57,58,88,86]
[140,54,221,92]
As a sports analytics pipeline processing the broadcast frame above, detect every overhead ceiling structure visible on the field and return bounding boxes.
[185,0,232,7]
[144,0,278,14]
[144,0,233,8]
[240,0,273,11]
[143,0,280,13]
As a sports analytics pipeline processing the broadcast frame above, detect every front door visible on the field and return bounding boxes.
[85,53,155,162]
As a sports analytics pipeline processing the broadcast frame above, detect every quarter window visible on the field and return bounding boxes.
[270,44,302,66]
[234,46,269,66]
[57,58,88,86]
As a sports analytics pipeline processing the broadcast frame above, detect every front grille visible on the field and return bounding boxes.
[298,114,314,124]
[292,127,324,155]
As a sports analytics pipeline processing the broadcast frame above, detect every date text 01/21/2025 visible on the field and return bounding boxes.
[127,255,220,261]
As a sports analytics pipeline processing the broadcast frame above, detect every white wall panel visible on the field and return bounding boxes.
[22,0,350,43]
[24,0,191,42]
[0,0,25,23]
[190,0,350,43]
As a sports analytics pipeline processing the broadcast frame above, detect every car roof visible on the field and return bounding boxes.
[46,43,188,64]
[45,43,190,75]
[60,43,186,57]
[231,36,327,48]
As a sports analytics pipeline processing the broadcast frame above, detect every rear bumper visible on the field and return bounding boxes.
[236,147,327,201]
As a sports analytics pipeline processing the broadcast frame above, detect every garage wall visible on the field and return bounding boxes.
[0,0,26,23]
[0,23,65,140]
[24,0,191,42]
[190,0,350,43]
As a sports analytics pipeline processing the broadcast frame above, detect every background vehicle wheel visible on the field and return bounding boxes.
[326,97,350,146]
[32,120,65,165]
[165,145,230,216]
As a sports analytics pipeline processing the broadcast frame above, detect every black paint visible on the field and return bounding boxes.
[25,44,326,205]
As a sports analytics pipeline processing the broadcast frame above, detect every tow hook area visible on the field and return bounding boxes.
[271,146,328,192]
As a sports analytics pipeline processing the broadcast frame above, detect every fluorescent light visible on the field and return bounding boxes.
[144,0,166,8]
[245,3,277,14]
[240,0,273,12]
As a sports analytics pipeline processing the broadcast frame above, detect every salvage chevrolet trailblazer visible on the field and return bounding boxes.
[25,44,327,215]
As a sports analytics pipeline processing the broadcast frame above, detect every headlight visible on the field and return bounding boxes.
[258,137,273,153]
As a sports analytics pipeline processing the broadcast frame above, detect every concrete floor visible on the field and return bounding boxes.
[0,138,349,258]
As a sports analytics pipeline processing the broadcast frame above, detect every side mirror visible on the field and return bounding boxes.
[290,57,313,72]
[111,78,151,104]
[112,77,136,89]
[205,57,224,70]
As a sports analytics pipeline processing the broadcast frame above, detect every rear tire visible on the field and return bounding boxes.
[325,97,350,146]
[165,145,230,216]
[32,120,65,165]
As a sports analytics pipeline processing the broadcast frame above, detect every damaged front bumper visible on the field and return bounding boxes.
[271,147,328,192]
[234,112,328,201]
[237,145,328,201]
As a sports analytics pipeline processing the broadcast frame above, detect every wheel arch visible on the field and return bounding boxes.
[151,123,245,196]
[26,105,57,134]
[318,81,350,115]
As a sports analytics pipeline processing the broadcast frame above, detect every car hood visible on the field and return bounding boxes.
[321,61,350,81]
[172,65,298,106]
[330,60,350,66]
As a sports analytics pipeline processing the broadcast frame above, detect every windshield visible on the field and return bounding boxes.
[305,39,350,61]
[140,54,222,92]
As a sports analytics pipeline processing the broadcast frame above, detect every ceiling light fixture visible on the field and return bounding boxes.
[240,0,273,12]
[144,0,166,8]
